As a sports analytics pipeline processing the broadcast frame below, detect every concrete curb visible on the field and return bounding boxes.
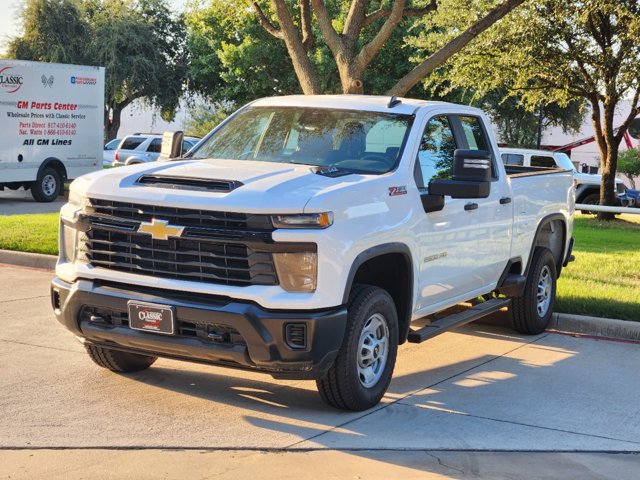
[1,250,638,342]
[550,312,640,342]
[0,249,57,270]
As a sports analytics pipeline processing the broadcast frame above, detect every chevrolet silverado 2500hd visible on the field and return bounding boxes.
[52,95,575,411]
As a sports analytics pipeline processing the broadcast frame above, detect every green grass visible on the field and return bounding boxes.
[0,213,59,255]
[0,211,638,320]
[556,214,640,321]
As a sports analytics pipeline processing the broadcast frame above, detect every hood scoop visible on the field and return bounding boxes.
[136,174,243,193]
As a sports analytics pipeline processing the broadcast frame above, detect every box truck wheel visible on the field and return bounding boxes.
[316,285,398,411]
[31,167,61,202]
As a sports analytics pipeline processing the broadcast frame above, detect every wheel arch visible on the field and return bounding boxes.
[36,158,67,195]
[527,214,567,278]
[576,185,599,203]
[37,157,67,181]
[343,243,414,345]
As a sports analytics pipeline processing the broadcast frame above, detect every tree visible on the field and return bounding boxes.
[249,0,527,95]
[7,0,89,65]
[88,0,188,140]
[481,93,585,148]
[186,0,301,106]
[617,148,640,189]
[185,103,230,138]
[186,0,435,106]
[420,0,640,219]
[8,0,188,141]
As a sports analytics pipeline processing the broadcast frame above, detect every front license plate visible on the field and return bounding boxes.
[128,301,175,335]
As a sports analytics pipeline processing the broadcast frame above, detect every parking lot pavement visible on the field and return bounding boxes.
[1,264,639,478]
[0,188,67,215]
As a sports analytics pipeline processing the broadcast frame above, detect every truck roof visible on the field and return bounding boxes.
[500,147,563,156]
[251,95,451,115]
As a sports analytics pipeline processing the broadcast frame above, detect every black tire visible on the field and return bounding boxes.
[580,193,600,214]
[512,247,557,335]
[31,167,61,202]
[85,344,157,373]
[316,285,398,411]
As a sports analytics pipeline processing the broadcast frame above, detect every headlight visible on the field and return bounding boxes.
[61,223,77,262]
[271,212,333,229]
[273,252,317,292]
[68,189,89,211]
[60,189,87,262]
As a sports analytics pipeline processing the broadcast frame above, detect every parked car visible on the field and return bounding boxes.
[112,133,199,167]
[500,148,626,209]
[102,138,120,167]
[53,95,575,411]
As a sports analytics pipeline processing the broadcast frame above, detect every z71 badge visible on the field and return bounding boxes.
[389,186,407,196]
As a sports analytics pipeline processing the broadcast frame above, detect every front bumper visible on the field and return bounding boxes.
[51,278,347,379]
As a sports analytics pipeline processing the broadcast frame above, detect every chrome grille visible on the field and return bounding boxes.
[80,199,278,286]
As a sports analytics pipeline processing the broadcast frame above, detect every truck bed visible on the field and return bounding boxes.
[504,165,573,177]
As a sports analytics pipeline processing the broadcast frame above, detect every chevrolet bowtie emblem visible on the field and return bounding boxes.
[137,219,185,240]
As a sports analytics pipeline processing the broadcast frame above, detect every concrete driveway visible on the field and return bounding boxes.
[0,188,67,215]
[1,264,639,479]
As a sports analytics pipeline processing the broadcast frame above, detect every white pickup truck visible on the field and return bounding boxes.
[52,96,575,411]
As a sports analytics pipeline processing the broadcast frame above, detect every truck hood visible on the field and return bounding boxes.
[71,158,364,213]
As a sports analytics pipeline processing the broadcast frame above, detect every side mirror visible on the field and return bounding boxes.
[159,131,184,160]
[428,149,492,198]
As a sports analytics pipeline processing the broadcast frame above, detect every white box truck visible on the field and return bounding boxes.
[0,60,105,202]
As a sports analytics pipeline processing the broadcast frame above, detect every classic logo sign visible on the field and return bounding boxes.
[138,309,163,329]
[0,67,24,93]
[41,74,54,88]
[137,219,185,240]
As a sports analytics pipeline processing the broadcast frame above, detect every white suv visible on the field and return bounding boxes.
[113,134,199,167]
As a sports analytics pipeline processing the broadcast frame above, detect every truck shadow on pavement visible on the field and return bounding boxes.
[81,320,640,476]
[116,320,640,448]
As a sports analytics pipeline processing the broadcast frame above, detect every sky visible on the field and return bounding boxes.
[0,0,188,55]
[0,0,21,53]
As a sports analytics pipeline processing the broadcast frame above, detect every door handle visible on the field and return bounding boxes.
[500,197,512,205]
[464,202,478,211]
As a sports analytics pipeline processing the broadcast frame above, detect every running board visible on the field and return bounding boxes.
[407,298,512,344]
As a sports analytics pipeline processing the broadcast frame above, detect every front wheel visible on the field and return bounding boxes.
[512,247,557,335]
[85,344,157,373]
[31,167,61,202]
[316,285,398,411]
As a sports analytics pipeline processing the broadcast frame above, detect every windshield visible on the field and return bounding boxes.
[554,152,576,171]
[189,107,413,174]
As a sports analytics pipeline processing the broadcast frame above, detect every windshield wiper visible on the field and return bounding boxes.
[314,165,363,178]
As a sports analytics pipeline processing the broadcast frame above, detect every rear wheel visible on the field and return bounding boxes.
[316,285,398,411]
[85,344,157,373]
[580,193,600,214]
[31,167,61,202]
[512,247,557,335]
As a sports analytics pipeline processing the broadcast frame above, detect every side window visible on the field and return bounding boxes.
[146,138,162,153]
[531,155,556,168]
[119,137,145,150]
[458,115,496,177]
[501,153,524,165]
[415,116,456,188]
[459,116,490,152]
[182,140,195,153]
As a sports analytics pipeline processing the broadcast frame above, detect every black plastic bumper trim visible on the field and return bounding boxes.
[51,278,347,380]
